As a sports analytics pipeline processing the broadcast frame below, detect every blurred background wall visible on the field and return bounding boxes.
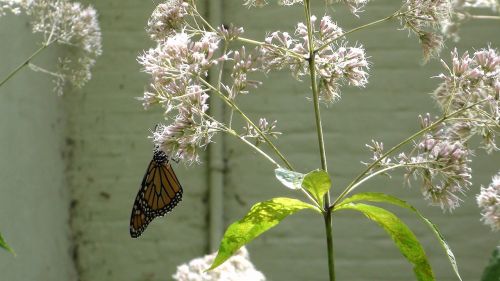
[0,15,76,281]
[0,0,499,281]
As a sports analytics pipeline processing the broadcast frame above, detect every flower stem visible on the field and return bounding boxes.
[199,78,294,170]
[303,1,334,280]
[231,131,280,167]
[333,162,433,204]
[315,11,401,53]
[469,15,500,20]
[198,107,281,169]
[0,43,51,88]
[237,37,305,60]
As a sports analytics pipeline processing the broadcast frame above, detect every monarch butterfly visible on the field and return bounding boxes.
[130,148,183,238]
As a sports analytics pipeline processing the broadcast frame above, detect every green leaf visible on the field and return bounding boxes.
[480,247,500,281]
[302,170,331,206]
[336,192,462,281]
[209,197,320,270]
[0,231,14,255]
[336,203,435,281]
[274,167,304,190]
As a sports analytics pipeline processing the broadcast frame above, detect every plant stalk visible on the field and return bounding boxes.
[315,11,401,53]
[207,0,225,252]
[324,209,335,280]
[468,15,500,20]
[303,1,334,280]
[0,43,51,88]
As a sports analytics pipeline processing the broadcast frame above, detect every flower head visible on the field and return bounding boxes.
[172,247,266,281]
[413,135,472,211]
[151,85,217,164]
[400,0,452,61]
[147,0,190,42]
[139,32,223,90]
[477,171,500,231]
[433,47,500,152]
[261,15,369,103]
[243,0,304,7]
[243,0,370,13]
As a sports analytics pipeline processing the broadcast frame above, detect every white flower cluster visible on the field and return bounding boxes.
[138,0,231,164]
[364,46,498,211]
[410,133,472,211]
[243,0,303,7]
[139,31,222,158]
[278,0,304,5]
[243,0,370,14]
[140,1,276,164]
[172,247,266,281]
[139,32,221,89]
[0,0,23,16]
[147,0,189,42]
[400,0,452,61]
[0,0,102,95]
[228,46,263,99]
[477,171,500,231]
[434,47,500,152]
[261,15,369,103]
[151,86,216,164]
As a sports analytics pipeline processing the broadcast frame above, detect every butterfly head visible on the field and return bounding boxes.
[152,148,169,164]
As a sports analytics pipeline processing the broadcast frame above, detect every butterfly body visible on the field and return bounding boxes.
[130,149,183,238]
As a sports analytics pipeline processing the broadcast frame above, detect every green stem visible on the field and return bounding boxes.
[231,131,280,167]
[332,98,490,207]
[199,78,294,170]
[198,106,281,169]
[469,15,500,20]
[304,3,328,174]
[237,37,305,60]
[332,162,433,207]
[323,210,335,280]
[0,43,51,88]
[315,11,401,53]
[303,1,334,280]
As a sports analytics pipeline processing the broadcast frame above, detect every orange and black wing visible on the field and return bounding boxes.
[130,197,153,238]
[130,151,183,238]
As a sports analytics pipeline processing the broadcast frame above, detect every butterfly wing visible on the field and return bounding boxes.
[130,198,153,238]
[140,160,183,215]
[130,154,183,238]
